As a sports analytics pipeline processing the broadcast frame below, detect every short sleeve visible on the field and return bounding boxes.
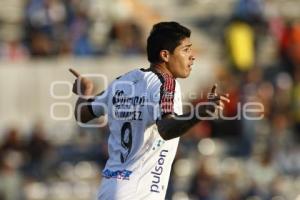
[89,90,109,117]
[148,73,176,120]
[159,76,176,117]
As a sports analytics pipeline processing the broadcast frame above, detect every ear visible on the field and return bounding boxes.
[160,50,170,62]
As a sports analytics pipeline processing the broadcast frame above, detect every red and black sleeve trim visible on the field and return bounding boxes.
[146,68,176,117]
[161,76,176,116]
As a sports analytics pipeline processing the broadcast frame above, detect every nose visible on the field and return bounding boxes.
[190,53,195,61]
[190,50,196,61]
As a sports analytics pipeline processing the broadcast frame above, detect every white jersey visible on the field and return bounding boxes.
[90,68,183,200]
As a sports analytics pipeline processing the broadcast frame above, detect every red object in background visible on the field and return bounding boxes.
[223,88,239,118]
[289,23,300,65]
[279,22,300,66]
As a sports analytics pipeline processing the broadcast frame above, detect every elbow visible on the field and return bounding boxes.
[157,120,174,140]
[161,133,172,141]
[75,117,90,124]
[74,110,90,124]
[79,116,91,124]
[157,127,173,141]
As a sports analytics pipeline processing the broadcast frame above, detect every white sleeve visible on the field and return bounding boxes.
[148,83,161,121]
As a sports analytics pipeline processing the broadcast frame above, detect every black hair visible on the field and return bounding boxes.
[147,21,191,63]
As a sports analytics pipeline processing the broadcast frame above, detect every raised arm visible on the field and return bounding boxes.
[69,68,97,123]
[157,84,230,140]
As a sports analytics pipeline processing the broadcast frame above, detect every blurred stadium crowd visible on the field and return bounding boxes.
[0,0,150,60]
[1,0,300,200]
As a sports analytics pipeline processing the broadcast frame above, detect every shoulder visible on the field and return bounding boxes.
[140,68,176,87]
[114,69,142,81]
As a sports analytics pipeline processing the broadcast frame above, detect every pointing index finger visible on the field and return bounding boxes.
[211,84,217,93]
[69,68,81,78]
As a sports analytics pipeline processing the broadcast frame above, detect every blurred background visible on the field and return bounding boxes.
[0,0,300,199]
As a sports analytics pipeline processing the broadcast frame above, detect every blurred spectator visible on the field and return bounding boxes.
[23,122,53,180]
[279,21,300,77]
[292,70,300,142]
[225,19,256,73]
[0,151,24,200]
[245,149,279,199]
[224,0,268,74]
[0,39,29,61]
[189,158,219,200]
[69,6,93,56]
[233,0,265,28]
[24,0,68,56]
[108,20,144,55]
[0,127,25,153]
[0,127,25,200]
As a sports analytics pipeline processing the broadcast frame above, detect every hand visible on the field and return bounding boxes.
[69,68,94,96]
[205,84,230,116]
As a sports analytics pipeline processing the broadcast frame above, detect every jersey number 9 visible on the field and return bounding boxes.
[120,122,132,163]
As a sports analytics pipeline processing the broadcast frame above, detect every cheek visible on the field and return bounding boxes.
[175,54,185,64]
[179,56,188,68]
[170,54,188,75]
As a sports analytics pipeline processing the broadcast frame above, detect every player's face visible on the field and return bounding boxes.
[167,37,195,78]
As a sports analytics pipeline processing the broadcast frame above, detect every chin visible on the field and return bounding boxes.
[185,70,192,77]
[179,72,190,78]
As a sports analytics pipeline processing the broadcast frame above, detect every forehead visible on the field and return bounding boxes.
[177,37,192,48]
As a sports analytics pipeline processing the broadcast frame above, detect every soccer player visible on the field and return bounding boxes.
[70,21,229,200]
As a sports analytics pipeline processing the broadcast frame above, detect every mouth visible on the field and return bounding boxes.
[188,63,193,70]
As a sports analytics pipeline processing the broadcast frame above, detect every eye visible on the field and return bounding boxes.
[183,47,191,53]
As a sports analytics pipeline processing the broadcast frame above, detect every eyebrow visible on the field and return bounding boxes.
[182,44,192,48]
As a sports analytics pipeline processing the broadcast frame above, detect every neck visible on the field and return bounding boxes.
[150,63,174,78]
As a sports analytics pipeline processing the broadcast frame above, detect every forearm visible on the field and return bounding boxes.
[157,105,209,140]
[74,97,96,123]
